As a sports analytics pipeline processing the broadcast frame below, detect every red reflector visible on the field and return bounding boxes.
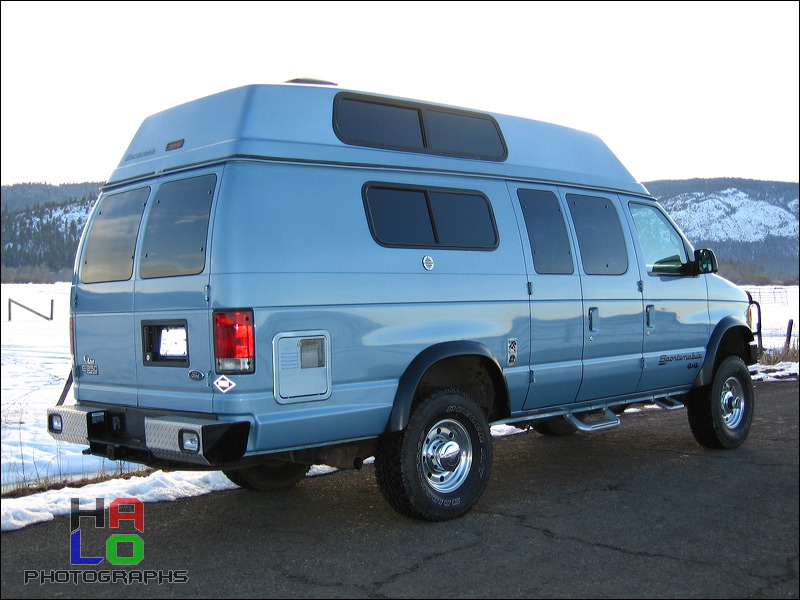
[214,310,255,373]
[165,139,185,151]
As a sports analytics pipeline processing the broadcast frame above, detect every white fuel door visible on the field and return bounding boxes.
[273,331,332,403]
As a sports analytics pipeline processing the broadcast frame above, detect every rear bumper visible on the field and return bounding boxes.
[47,405,250,468]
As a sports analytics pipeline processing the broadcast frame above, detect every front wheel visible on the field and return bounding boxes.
[686,355,754,449]
[375,389,493,521]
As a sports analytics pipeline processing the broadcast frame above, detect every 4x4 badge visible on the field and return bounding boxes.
[214,375,236,393]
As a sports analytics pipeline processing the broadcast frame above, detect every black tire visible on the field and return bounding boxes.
[686,355,754,449]
[532,417,578,436]
[223,460,310,491]
[375,389,493,521]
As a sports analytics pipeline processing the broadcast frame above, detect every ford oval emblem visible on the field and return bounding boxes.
[188,370,205,382]
[422,256,435,271]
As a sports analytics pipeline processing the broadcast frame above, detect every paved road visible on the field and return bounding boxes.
[2,380,798,599]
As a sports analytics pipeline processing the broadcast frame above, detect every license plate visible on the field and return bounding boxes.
[159,326,187,357]
[142,320,189,367]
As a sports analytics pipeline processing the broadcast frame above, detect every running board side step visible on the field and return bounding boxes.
[652,396,685,411]
[564,408,620,433]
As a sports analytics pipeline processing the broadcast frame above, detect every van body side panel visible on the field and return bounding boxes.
[706,275,751,326]
[206,163,530,453]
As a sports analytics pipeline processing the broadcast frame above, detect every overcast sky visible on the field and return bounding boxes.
[1,1,798,186]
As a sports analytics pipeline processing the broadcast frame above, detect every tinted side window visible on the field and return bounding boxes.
[81,187,149,284]
[566,194,628,275]
[424,109,507,159]
[629,203,689,275]
[365,185,497,249]
[336,98,424,149]
[335,94,506,161]
[363,187,435,246]
[517,189,574,274]
[139,174,215,279]
[429,191,497,248]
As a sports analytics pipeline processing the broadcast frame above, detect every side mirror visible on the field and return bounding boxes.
[693,248,718,275]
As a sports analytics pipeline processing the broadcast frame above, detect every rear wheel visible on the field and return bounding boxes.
[686,355,754,449]
[223,460,310,491]
[375,389,492,521]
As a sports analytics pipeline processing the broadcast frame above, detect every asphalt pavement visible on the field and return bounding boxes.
[2,380,798,599]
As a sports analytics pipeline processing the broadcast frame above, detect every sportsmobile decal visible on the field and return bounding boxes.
[658,352,703,367]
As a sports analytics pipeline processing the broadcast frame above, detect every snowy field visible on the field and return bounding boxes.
[2,282,797,531]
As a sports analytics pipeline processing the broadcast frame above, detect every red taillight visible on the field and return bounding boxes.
[213,310,255,373]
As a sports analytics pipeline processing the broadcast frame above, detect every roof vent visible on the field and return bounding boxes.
[284,78,338,86]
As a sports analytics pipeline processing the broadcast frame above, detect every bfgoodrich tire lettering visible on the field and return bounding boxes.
[686,355,754,449]
[375,389,492,521]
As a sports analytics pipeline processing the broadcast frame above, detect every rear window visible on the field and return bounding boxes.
[80,187,149,284]
[139,174,216,279]
[335,94,507,161]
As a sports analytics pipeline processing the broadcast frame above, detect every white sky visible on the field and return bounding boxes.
[1,0,798,186]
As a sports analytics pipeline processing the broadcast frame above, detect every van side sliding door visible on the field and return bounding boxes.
[509,184,583,409]
[560,189,645,402]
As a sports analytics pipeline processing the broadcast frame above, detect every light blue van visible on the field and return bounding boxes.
[48,83,760,520]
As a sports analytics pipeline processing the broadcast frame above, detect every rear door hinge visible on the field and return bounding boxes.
[204,285,211,302]
[637,280,644,293]
[527,281,533,296]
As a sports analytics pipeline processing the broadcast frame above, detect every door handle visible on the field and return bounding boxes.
[588,307,598,332]
[646,305,654,328]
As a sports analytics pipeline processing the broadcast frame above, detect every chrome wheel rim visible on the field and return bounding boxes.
[421,419,472,493]
[720,376,746,429]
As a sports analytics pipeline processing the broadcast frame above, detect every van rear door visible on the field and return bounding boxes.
[133,172,217,414]
[73,186,150,407]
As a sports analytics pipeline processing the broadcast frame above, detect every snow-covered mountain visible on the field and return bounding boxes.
[645,179,798,283]
[655,188,797,243]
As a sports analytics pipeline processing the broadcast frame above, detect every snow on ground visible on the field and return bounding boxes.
[2,282,797,531]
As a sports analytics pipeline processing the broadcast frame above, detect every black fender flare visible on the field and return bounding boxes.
[386,341,509,433]
[694,316,756,388]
